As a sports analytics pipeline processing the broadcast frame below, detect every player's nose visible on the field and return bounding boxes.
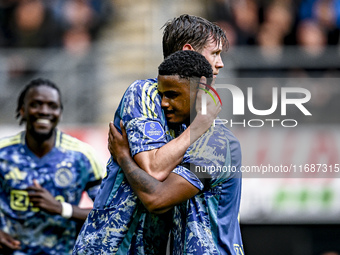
[161,96,170,108]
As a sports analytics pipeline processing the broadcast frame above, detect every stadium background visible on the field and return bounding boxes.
[1,0,340,254]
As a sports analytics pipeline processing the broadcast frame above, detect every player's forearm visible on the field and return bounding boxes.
[150,112,215,175]
[190,111,215,141]
[118,155,163,211]
[138,127,191,181]
[71,207,92,221]
[136,119,213,181]
[118,154,200,214]
[57,202,91,221]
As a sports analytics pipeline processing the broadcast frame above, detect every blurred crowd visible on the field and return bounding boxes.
[0,0,113,81]
[208,0,340,48]
[207,0,340,74]
[0,0,114,124]
[0,0,113,53]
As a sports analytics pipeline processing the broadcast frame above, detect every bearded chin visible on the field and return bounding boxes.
[31,128,55,143]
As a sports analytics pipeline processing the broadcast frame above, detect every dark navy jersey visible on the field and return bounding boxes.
[0,130,103,254]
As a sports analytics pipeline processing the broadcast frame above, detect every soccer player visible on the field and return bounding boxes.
[110,50,243,254]
[73,14,230,254]
[0,78,103,254]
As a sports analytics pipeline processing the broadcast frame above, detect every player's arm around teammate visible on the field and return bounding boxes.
[108,51,220,214]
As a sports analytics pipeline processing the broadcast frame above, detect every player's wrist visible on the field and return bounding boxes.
[61,202,73,219]
[116,150,131,166]
[191,115,213,134]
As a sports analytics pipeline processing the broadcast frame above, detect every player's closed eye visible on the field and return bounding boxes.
[163,92,179,99]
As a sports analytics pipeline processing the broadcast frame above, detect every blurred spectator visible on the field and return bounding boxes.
[0,0,18,46]
[0,0,62,78]
[231,0,259,45]
[256,22,284,61]
[293,19,332,77]
[60,0,94,55]
[62,27,91,55]
[262,1,296,45]
[0,0,113,79]
[0,0,113,52]
[47,0,113,41]
[320,251,340,255]
[208,0,232,23]
[0,0,61,48]
[215,21,237,47]
[299,0,340,44]
[208,0,259,45]
[296,19,327,57]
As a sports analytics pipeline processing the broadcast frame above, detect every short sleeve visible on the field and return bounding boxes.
[125,118,169,157]
[172,165,204,191]
[115,79,171,157]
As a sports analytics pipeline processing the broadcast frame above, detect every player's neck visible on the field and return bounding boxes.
[25,130,56,158]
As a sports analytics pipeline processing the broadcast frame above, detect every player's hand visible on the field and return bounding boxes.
[190,76,221,141]
[108,121,131,165]
[26,180,62,215]
[195,76,221,120]
[0,230,21,251]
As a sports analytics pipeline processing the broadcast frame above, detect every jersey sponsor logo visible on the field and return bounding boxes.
[10,190,29,211]
[143,121,164,140]
[234,244,244,255]
[55,167,73,187]
[10,190,39,212]
[10,190,64,212]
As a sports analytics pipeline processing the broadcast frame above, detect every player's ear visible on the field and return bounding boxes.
[19,106,27,123]
[19,106,25,118]
[182,44,195,51]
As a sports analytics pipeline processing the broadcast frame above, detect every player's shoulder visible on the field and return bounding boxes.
[119,78,161,119]
[125,78,158,96]
[201,125,241,158]
[211,124,240,144]
[56,130,96,156]
[0,132,24,150]
[57,130,103,179]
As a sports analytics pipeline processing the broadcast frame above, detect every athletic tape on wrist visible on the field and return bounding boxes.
[61,202,73,219]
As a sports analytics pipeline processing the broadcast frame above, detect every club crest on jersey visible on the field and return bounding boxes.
[143,121,164,140]
[55,168,73,187]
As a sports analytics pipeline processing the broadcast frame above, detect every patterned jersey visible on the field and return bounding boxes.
[0,130,103,255]
[73,79,176,255]
[73,78,243,254]
[172,124,244,255]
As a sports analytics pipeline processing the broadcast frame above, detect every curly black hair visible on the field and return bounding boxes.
[16,78,63,125]
[158,50,213,80]
[162,14,228,58]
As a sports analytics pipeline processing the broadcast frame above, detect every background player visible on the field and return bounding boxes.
[0,78,103,254]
